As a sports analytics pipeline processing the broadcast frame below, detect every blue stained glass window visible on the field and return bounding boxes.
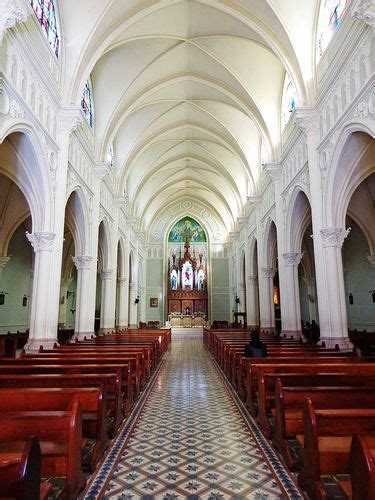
[281,74,297,129]
[30,0,60,57]
[317,0,349,60]
[81,81,93,128]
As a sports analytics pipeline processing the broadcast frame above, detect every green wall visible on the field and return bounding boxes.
[0,224,32,334]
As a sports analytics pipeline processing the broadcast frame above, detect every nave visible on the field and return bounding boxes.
[85,333,301,499]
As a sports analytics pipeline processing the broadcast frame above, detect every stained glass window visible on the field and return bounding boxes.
[30,0,60,57]
[317,0,349,60]
[281,74,297,129]
[81,81,93,128]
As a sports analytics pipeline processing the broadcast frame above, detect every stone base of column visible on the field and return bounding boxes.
[260,326,277,334]
[71,331,95,342]
[116,326,127,332]
[98,328,114,336]
[319,336,354,351]
[128,324,137,329]
[248,324,260,330]
[281,330,302,340]
[24,338,59,353]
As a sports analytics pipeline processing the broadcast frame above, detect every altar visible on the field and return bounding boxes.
[168,314,206,328]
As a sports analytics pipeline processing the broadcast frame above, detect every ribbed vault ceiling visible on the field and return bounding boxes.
[59,0,319,239]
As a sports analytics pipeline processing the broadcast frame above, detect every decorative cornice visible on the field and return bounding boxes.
[26,232,55,252]
[351,0,375,27]
[292,107,319,135]
[117,277,128,286]
[320,227,351,248]
[283,252,304,267]
[0,0,29,42]
[72,255,93,271]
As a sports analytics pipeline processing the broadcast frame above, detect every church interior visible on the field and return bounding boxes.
[0,0,374,498]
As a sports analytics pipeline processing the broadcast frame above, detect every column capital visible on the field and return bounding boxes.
[72,255,93,270]
[129,282,137,291]
[351,0,375,27]
[248,275,258,284]
[238,282,246,291]
[58,108,83,136]
[264,163,282,183]
[117,277,128,287]
[26,232,55,252]
[292,107,319,134]
[367,254,375,268]
[94,163,111,181]
[113,195,127,209]
[283,252,304,267]
[100,269,114,280]
[0,0,29,42]
[0,256,11,270]
[261,267,277,278]
[320,227,351,248]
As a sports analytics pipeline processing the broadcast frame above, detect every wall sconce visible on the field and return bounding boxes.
[370,290,375,303]
[135,296,139,304]
[0,291,8,305]
[22,295,29,307]
[348,293,354,305]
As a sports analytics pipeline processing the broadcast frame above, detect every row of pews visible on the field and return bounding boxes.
[204,327,375,499]
[0,328,171,499]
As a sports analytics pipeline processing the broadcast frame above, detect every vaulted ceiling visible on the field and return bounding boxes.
[59,0,320,238]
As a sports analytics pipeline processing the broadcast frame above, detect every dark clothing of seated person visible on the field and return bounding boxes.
[244,331,267,358]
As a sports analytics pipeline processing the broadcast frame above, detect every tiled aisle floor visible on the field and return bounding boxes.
[85,333,302,499]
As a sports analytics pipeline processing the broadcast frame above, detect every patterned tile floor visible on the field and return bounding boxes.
[84,332,303,499]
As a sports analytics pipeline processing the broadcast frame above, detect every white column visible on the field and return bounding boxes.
[282,252,304,338]
[246,275,259,328]
[116,277,128,329]
[139,284,146,323]
[238,282,246,313]
[24,232,57,351]
[293,109,353,350]
[315,227,353,349]
[0,1,29,42]
[302,277,318,322]
[259,267,276,331]
[71,256,94,340]
[128,282,138,327]
[58,277,73,327]
[99,269,115,334]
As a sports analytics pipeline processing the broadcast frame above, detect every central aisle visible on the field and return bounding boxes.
[85,333,302,499]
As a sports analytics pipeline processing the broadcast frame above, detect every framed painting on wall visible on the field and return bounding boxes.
[150,298,158,308]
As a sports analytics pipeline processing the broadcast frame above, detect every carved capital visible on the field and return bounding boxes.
[0,256,11,270]
[283,252,304,267]
[72,255,93,271]
[117,277,128,287]
[367,254,375,268]
[58,108,83,136]
[94,164,111,181]
[0,0,29,42]
[320,227,351,248]
[264,163,282,183]
[113,195,127,209]
[247,195,261,207]
[292,107,319,135]
[26,232,55,252]
[248,275,258,285]
[100,269,114,280]
[351,0,375,27]
[261,267,277,278]
[129,282,137,291]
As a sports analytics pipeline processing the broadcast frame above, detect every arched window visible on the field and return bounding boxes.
[281,73,297,129]
[316,0,349,60]
[30,0,60,57]
[81,81,93,128]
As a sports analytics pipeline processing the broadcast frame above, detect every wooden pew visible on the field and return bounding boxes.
[348,434,375,500]
[0,436,48,500]
[272,379,375,468]
[297,399,375,500]
[0,373,122,434]
[0,400,86,500]
[0,387,108,471]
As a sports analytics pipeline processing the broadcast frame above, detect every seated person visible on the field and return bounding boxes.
[244,331,267,358]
